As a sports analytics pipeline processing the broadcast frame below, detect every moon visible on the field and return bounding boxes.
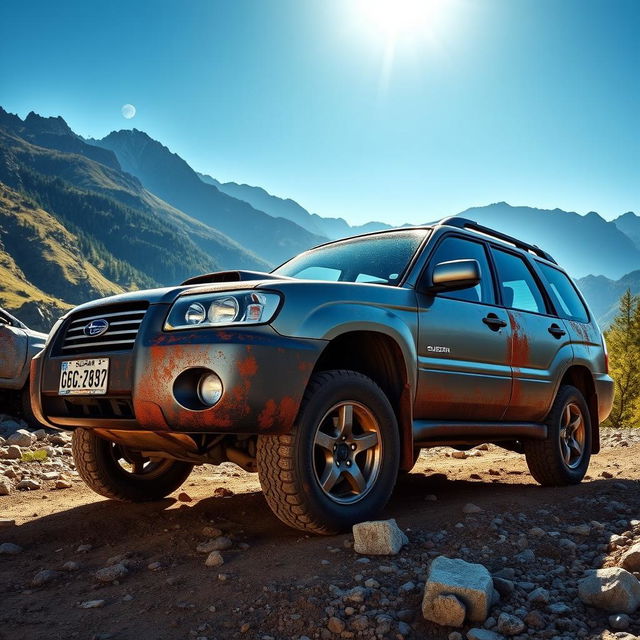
[121,104,136,119]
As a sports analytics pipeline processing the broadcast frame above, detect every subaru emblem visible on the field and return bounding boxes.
[83,319,109,337]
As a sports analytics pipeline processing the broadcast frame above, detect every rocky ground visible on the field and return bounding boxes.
[0,418,639,640]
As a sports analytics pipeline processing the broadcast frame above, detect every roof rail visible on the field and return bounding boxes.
[437,216,557,264]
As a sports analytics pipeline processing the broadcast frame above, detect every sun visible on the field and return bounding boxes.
[356,0,448,39]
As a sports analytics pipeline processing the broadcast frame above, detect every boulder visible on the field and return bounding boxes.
[578,567,640,613]
[620,543,640,572]
[422,556,493,624]
[353,519,408,555]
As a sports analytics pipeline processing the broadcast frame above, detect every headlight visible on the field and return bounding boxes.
[165,290,281,331]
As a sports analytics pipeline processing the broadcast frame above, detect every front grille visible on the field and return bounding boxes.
[57,302,149,356]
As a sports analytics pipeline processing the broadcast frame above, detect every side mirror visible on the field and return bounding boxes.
[427,259,481,293]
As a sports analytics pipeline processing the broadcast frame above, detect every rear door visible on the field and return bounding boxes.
[414,234,512,420]
[0,311,28,384]
[489,247,572,422]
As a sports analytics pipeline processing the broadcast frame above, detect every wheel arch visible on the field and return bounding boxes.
[311,330,415,470]
[559,365,600,454]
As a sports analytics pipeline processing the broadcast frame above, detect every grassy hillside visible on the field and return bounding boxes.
[0,182,129,324]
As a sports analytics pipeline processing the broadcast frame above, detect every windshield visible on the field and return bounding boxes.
[273,229,429,285]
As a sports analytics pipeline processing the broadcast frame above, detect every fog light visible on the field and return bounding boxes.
[197,372,223,406]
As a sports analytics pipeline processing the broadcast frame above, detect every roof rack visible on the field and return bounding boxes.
[437,217,557,264]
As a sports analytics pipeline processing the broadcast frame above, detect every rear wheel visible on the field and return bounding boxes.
[256,370,400,534]
[72,428,194,501]
[524,384,591,486]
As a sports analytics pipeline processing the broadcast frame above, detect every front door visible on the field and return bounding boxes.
[414,235,512,420]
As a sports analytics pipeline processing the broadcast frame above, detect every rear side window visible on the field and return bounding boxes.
[492,248,547,314]
[537,263,589,323]
[427,235,495,304]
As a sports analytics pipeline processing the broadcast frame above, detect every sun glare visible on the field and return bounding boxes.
[357,0,448,39]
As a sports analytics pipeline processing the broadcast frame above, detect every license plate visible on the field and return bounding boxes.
[59,358,109,396]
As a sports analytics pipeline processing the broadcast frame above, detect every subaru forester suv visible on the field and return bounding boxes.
[31,217,614,534]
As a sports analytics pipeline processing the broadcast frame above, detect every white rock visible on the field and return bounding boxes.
[578,567,640,613]
[422,556,493,624]
[352,519,408,555]
[620,543,640,572]
[7,429,36,448]
[205,551,224,567]
[80,600,105,609]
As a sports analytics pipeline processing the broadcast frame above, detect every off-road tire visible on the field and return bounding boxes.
[72,428,194,502]
[524,384,592,486]
[256,370,400,534]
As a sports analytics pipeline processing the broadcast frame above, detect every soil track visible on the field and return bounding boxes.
[1,438,639,640]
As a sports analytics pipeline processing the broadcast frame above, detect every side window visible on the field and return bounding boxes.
[537,263,589,323]
[492,249,547,314]
[427,236,495,304]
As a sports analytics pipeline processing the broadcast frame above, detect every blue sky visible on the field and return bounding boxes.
[1,0,638,225]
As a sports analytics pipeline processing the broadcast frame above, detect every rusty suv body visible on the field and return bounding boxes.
[31,217,614,533]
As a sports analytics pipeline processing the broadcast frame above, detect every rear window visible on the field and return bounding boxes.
[537,263,589,323]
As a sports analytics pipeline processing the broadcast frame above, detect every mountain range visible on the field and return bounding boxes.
[0,106,638,330]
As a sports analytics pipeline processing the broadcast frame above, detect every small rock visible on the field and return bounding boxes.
[55,479,72,489]
[514,549,534,563]
[213,487,233,497]
[177,492,192,502]
[567,523,590,536]
[448,633,464,640]
[609,613,631,630]
[202,526,223,537]
[32,569,59,586]
[0,479,12,495]
[147,562,163,571]
[466,629,503,640]
[463,503,483,514]
[17,479,41,491]
[33,429,47,440]
[95,563,128,583]
[425,494,438,501]
[524,610,545,628]
[547,602,571,615]
[327,617,346,633]
[205,551,224,567]
[62,561,80,571]
[451,450,468,459]
[7,429,36,448]
[620,543,640,572]
[0,542,22,554]
[492,577,514,597]
[527,587,550,605]
[80,600,105,609]
[5,445,22,459]
[352,519,408,555]
[578,567,640,613]
[496,613,524,636]
[76,544,92,552]
[197,536,232,553]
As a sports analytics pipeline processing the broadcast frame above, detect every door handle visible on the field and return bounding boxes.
[483,313,507,331]
[548,323,566,339]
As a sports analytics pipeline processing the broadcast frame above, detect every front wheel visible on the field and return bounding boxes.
[72,428,194,501]
[256,370,400,534]
[524,384,591,486]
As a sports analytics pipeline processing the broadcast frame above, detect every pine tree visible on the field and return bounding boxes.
[604,289,640,428]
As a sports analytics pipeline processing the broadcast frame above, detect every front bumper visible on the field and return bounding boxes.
[31,303,325,434]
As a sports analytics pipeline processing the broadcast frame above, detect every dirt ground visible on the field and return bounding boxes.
[1,435,639,640]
